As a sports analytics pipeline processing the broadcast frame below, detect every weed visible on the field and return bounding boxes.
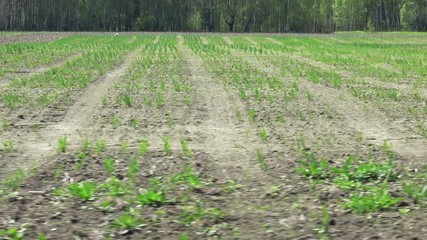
[136,189,169,207]
[162,136,171,155]
[296,147,329,180]
[332,156,398,189]
[112,212,145,230]
[223,180,243,193]
[68,181,98,201]
[104,177,131,197]
[38,234,48,240]
[97,199,116,212]
[57,136,68,153]
[343,184,402,213]
[171,166,203,189]
[1,228,24,240]
[403,182,427,204]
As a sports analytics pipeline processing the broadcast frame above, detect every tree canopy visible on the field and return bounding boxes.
[0,0,426,32]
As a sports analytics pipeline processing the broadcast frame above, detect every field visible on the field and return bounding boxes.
[0,32,426,239]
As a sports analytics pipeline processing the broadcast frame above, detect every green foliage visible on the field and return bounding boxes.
[128,155,139,183]
[180,139,192,157]
[343,184,402,213]
[139,139,149,155]
[68,181,98,201]
[296,150,329,180]
[162,136,171,155]
[103,158,115,176]
[57,136,68,153]
[95,139,106,154]
[332,156,398,189]
[171,166,203,189]
[403,183,427,204]
[112,212,145,230]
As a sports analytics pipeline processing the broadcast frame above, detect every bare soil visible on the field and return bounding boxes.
[0,33,426,240]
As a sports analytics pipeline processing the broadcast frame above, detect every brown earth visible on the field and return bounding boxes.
[0,34,426,240]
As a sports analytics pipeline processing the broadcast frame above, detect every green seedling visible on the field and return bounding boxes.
[156,94,165,108]
[343,184,402,214]
[128,155,139,183]
[57,136,68,153]
[111,116,121,128]
[184,95,191,106]
[96,139,106,153]
[139,139,149,155]
[1,119,9,131]
[167,113,173,127]
[131,118,140,128]
[120,142,129,153]
[38,234,48,240]
[68,181,98,201]
[103,158,115,175]
[181,139,192,157]
[122,93,134,107]
[249,109,256,122]
[73,152,87,171]
[162,136,171,155]
[256,149,268,171]
[306,90,314,101]
[111,212,145,230]
[259,128,268,143]
[4,168,25,190]
[1,139,15,152]
[315,206,331,239]
[81,137,90,152]
[179,232,190,240]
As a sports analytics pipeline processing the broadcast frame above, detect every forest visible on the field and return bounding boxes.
[0,0,426,32]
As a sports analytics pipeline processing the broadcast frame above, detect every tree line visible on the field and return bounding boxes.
[0,0,426,32]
